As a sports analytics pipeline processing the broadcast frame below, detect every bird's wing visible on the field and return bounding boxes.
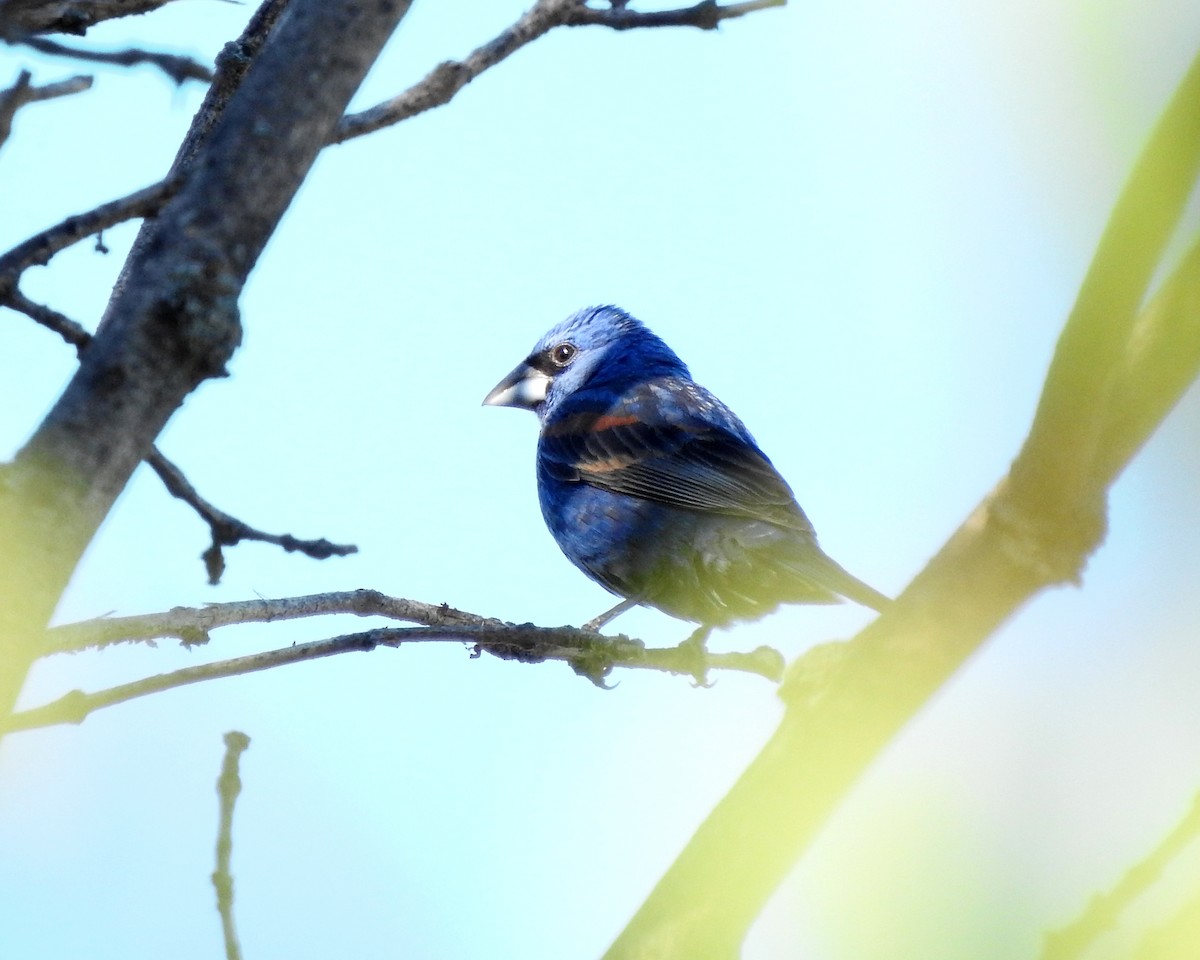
[539,383,815,533]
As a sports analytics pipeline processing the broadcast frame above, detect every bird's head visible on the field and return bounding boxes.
[484,305,687,421]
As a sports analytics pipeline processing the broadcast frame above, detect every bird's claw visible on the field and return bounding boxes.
[570,658,618,689]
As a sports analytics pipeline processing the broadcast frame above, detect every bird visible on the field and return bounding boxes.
[483,305,889,632]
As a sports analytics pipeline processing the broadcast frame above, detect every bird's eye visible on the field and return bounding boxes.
[550,342,576,366]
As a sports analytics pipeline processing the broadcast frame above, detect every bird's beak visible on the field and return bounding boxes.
[483,361,551,409]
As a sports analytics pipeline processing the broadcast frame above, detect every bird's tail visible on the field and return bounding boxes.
[782,546,891,613]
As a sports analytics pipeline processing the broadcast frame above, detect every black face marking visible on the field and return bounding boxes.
[529,341,577,375]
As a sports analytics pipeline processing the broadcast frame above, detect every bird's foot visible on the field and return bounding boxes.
[679,625,713,688]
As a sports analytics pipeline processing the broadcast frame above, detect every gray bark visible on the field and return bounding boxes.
[0,0,412,723]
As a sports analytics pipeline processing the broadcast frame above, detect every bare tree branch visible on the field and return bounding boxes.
[0,178,178,354]
[0,0,183,37]
[43,590,784,686]
[1006,28,1200,568]
[0,0,412,725]
[604,47,1200,960]
[152,0,293,179]
[7,616,783,732]
[1,0,287,312]
[0,178,179,293]
[47,589,484,653]
[213,731,249,960]
[2,289,91,352]
[1130,883,1200,958]
[1097,231,1200,480]
[569,0,786,30]
[0,173,355,580]
[146,450,358,584]
[334,0,567,144]
[1043,789,1200,960]
[19,36,213,85]
[0,68,91,149]
[0,306,360,580]
[1,0,778,725]
[334,0,784,144]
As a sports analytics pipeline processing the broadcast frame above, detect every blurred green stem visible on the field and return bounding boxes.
[605,46,1200,960]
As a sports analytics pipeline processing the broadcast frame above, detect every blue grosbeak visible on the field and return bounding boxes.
[484,305,888,630]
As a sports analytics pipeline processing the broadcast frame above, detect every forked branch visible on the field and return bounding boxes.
[604,47,1200,960]
[334,0,784,143]
[7,590,783,732]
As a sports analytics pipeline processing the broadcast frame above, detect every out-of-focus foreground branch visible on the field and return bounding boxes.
[1043,789,1200,960]
[604,47,1200,960]
[213,731,250,960]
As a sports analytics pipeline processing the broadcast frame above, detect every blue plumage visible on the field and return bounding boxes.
[484,305,888,629]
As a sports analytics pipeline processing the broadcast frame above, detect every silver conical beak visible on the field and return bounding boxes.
[483,361,551,410]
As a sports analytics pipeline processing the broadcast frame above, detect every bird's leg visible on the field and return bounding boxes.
[583,598,640,632]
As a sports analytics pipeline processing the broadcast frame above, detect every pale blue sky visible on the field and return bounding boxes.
[3,1,1200,957]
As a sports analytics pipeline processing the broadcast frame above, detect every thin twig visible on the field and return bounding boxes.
[1042,790,1200,960]
[213,731,250,960]
[568,0,786,30]
[333,0,563,143]
[44,589,784,685]
[0,0,181,36]
[47,589,486,653]
[7,621,783,732]
[146,450,358,584]
[333,0,784,143]
[0,178,180,295]
[0,179,179,354]
[0,309,356,578]
[0,69,93,149]
[0,177,354,580]
[3,290,91,354]
[22,36,213,85]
